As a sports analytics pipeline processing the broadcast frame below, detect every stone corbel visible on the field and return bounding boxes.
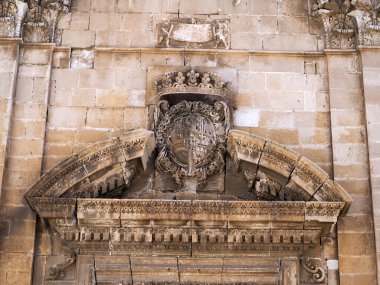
[302,258,326,283]
[47,248,76,280]
[0,0,28,37]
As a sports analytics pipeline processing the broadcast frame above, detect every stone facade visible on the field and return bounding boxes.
[0,0,379,285]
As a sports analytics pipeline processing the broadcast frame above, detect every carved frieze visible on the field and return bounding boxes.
[157,18,230,49]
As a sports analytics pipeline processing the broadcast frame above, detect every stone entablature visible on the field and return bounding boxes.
[28,197,342,284]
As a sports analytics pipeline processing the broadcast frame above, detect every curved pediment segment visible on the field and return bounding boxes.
[25,130,155,204]
[226,130,352,213]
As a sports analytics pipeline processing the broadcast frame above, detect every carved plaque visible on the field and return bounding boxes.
[157,18,230,49]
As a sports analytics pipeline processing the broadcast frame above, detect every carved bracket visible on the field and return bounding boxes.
[302,258,326,283]
[47,249,76,280]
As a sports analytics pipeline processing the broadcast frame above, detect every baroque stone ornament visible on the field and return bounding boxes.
[0,0,28,37]
[157,18,230,49]
[153,69,231,191]
[312,0,380,48]
[0,0,71,43]
[23,0,71,43]
[24,69,354,284]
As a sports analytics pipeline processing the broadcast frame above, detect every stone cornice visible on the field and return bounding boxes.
[27,197,344,256]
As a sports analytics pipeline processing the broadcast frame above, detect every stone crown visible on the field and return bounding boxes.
[154,69,231,99]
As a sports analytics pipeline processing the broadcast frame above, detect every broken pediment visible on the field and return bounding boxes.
[24,68,352,284]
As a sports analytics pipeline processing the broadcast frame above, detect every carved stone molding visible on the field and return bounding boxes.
[25,129,155,202]
[157,18,230,49]
[0,0,71,44]
[226,130,352,212]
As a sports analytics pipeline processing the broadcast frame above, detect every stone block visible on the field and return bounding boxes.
[330,88,364,110]
[44,144,73,156]
[47,106,87,128]
[231,16,259,34]
[77,129,109,143]
[0,73,14,97]
[72,88,96,107]
[90,0,117,12]
[114,69,146,89]
[278,16,309,34]
[51,69,80,89]
[298,128,330,145]
[62,30,96,48]
[336,179,370,196]
[278,0,308,16]
[71,0,91,12]
[338,233,375,256]
[329,73,361,89]
[270,91,304,111]
[70,49,94,69]
[130,30,156,48]
[259,111,295,128]
[331,110,365,127]
[259,16,278,34]
[117,0,168,13]
[262,34,318,51]
[249,0,277,15]
[86,108,124,129]
[267,129,299,145]
[179,0,219,14]
[95,30,132,47]
[9,138,43,156]
[334,163,369,179]
[233,107,260,127]
[250,55,305,73]
[21,48,52,65]
[69,12,90,30]
[327,54,360,73]
[230,32,263,50]
[18,65,49,78]
[120,13,152,31]
[0,44,19,60]
[79,70,114,89]
[45,129,77,143]
[124,107,148,130]
[94,52,114,69]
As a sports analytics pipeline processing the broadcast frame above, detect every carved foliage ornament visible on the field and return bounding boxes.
[157,18,230,49]
[312,0,380,47]
[0,0,71,43]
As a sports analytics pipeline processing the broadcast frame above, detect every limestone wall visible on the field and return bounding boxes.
[0,0,379,284]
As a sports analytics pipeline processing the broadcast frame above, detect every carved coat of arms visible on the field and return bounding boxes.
[153,69,231,191]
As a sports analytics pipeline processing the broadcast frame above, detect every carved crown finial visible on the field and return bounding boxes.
[154,68,231,99]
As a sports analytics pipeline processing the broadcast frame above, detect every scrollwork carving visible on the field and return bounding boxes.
[47,249,76,280]
[302,258,326,283]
